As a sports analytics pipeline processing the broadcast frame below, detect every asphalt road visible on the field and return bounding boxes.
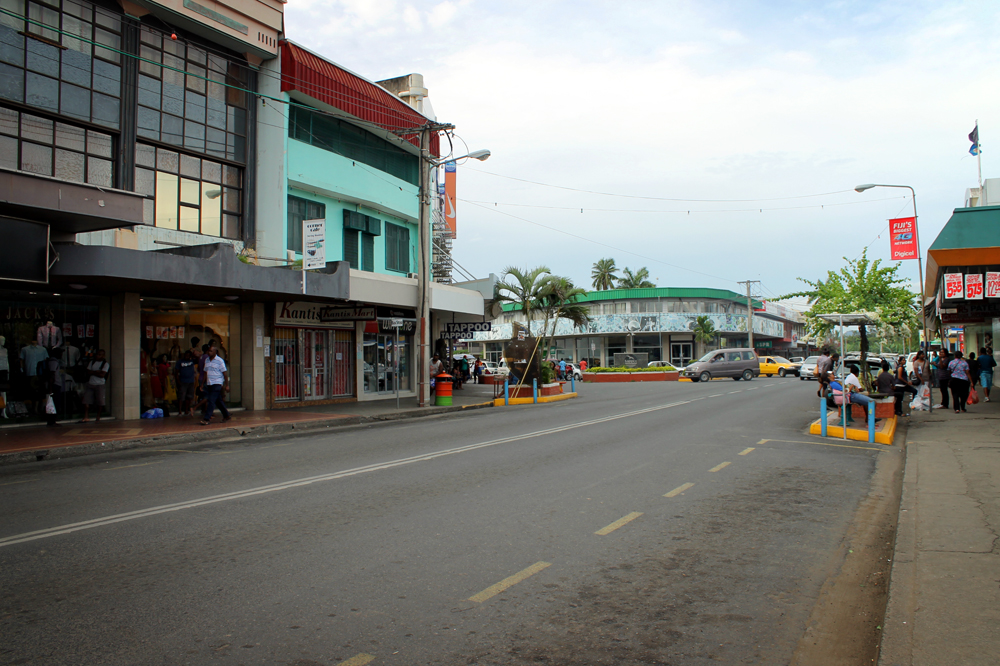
[0,377,886,665]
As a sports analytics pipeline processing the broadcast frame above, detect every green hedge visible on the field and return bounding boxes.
[587,365,678,373]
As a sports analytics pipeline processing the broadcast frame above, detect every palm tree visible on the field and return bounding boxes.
[591,258,619,291]
[536,276,591,357]
[493,265,552,329]
[618,266,656,289]
[693,315,716,357]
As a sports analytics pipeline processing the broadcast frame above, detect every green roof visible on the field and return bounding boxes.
[929,204,1000,251]
[500,287,763,312]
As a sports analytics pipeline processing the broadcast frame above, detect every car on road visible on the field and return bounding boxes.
[799,355,821,380]
[480,361,507,377]
[758,356,797,377]
[681,348,760,382]
[647,361,677,369]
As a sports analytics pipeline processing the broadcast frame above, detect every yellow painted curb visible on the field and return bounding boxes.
[493,392,579,407]
[808,415,897,445]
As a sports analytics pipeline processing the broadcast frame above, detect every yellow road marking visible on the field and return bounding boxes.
[102,462,162,471]
[759,438,884,452]
[595,511,644,536]
[757,439,770,445]
[738,447,755,456]
[0,478,37,487]
[469,561,552,603]
[709,462,731,472]
[664,482,694,498]
[337,655,375,666]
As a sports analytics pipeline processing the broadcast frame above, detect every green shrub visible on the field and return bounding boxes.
[539,363,556,384]
[587,365,677,373]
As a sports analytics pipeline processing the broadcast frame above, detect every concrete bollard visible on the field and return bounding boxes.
[820,397,828,437]
[504,379,509,407]
[533,378,538,404]
[868,406,875,443]
[571,374,575,393]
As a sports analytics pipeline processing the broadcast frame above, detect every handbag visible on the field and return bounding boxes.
[968,388,980,405]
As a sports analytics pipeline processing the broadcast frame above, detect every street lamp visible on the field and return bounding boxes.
[855,183,931,410]
[416,138,491,407]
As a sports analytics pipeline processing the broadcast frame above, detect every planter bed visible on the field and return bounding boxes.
[582,372,679,382]
[507,382,564,398]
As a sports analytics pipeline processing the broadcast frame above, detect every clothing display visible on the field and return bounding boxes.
[0,345,8,373]
[20,343,48,377]
[61,344,81,369]
[36,322,63,349]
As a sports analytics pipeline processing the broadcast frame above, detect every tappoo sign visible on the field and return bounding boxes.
[888,217,918,261]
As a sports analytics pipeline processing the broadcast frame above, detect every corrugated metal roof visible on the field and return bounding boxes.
[280,41,440,156]
[500,287,763,311]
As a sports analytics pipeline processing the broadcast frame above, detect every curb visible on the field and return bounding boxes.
[0,401,495,467]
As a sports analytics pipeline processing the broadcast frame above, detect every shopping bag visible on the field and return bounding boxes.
[968,388,980,405]
[44,394,56,415]
[910,384,931,411]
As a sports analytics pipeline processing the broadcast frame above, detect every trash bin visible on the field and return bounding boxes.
[435,373,453,406]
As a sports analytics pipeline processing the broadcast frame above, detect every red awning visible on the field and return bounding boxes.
[280,41,440,156]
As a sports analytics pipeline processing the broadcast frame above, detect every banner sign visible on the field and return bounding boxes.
[965,273,984,300]
[444,161,457,237]
[987,271,1000,298]
[940,301,1000,324]
[302,219,326,270]
[441,322,492,340]
[889,217,918,260]
[276,302,373,327]
[944,273,965,299]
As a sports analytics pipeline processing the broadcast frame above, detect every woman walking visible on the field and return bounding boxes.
[948,351,972,413]
[893,357,917,416]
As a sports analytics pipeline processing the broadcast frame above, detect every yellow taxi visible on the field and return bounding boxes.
[759,355,797,377]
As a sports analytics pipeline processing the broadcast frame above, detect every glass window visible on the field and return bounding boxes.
[287,195,325,253]
[3,104,113,185]
[385,222,409,273]
[144,144,238,238]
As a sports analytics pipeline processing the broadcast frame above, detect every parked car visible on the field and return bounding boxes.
[682,348,760,382]
[789,356,805,363]
[480,361,507,376]
[647,361,676,368]
[758,356,797,377]
[799,355,821,380]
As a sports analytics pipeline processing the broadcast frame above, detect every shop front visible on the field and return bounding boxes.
[362,311,415,398]
[271,302,358,406]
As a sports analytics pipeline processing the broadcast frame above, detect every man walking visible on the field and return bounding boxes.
[199,346,231,425]
[81,349,109,422]
[934,351,951,410]
[979,347,996,402]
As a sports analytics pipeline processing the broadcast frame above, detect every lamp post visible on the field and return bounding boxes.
[416,134,491,406]
[855,183,930,411]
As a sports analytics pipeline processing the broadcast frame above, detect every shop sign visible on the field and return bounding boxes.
[940,301,1000,324]
[442,322,492,339]
[378,318,415,334]
[944,273,964,299]
[986,271,1000,298]
[888,217,918,260]
[754,340,773,348]
[3,305,56,321]
[965,273,984,300]
[276,302,374,327]
[302,219,326,270]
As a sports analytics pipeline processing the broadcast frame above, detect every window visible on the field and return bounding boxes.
[287,195,324,252]
[0,0,122,128]
[139,143,239,237]
[0,105,113,184]
[289,105,419,185]
[385,222,410,273]
[344,210,379,271]
[135,24,248,163]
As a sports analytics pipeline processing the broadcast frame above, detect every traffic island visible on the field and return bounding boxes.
[492,381,579,406]
[808,399,898,445]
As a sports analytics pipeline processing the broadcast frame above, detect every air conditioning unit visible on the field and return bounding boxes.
[408,272,418,279]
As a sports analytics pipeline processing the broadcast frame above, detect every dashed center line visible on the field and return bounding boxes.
[708,394,724,398]
[709,462,731,472]
[595,512,643,535]
[469,561,552,603]
[738,447,755,456]
[728,391,742,394]
[664,482,695,498]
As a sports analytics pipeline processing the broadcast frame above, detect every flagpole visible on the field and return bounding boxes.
[976,119,983,192]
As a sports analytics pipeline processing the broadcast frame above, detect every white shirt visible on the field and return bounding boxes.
[88,360,110,386]
[204,356,228,385]
[845,373,862,392]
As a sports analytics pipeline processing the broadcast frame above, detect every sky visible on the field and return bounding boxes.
[284,0,1000,305]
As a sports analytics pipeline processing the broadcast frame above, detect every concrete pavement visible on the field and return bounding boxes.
[879,396,1000,666]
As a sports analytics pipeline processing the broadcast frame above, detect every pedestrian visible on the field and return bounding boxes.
[948,351,971,414]
[430,354,443,393]
[893,357,917,416]
[174,350,198,416]
[191,343,211,415]
[189,336,202,358]
[80,349,109,423]
[815,349,832,396]
[967,352,980,390]
[199,346,231,425]
[933,351,951,410]
[459,355,470,382]
[473,358,483,384]
[844,364,873,420]
[580,358,588,372]
[909,350,930,411]
[978,347,996,402]
[875,360,895,395]
[559,358,567,381]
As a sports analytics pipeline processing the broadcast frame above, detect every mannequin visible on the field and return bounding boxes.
[20,340,48,377]
[61,342,81,369]
[37,320,63,349]
[0,335,8,418]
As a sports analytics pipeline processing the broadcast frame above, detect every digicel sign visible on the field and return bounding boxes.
[889,217,918,261]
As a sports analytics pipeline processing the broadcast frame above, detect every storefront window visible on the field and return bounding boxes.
[1,292,101,423]
[274,326,353,401]
[363,321,412,394]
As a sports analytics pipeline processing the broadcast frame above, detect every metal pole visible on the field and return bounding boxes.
[841,313,847,440]
[394,326,399,411]
[910,187,932,414]
[417,127,432,407]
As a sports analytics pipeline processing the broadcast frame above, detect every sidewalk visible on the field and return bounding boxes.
[0,383,498,465]
[879,393,1000,665]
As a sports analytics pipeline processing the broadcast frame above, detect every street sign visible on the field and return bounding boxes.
[302,219,326,270]
[390,318,403,328]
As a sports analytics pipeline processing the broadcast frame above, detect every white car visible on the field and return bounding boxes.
[798,355,821,380]
[481,360,508,376]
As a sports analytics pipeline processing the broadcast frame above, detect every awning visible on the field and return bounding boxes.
[280,41,440,157]
[925,204,1000,295]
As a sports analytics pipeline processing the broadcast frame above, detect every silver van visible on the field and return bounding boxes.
[682,348,761,382]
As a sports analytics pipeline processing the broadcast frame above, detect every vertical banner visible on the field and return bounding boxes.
[444,160,457,237]
[302,219,326,270]
[986,271,1000,298]
[944,273,964,299]
[965,273,984,300]
[889,217,918,260]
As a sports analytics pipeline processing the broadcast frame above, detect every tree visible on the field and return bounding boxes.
[781,248,919,382]
[591,258,619,291]
[535,276,592,358]
[618,266,656,289]
[493,265,552,326]
[693,315,716,357]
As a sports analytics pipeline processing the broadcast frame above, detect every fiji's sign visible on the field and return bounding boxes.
[889,217,918,261]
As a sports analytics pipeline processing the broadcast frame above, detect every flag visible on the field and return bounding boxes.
[969,125,981,156]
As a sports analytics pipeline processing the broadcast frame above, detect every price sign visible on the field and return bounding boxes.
[986,271,1000,298]
[965,274,984,300]
[944,273,964,299]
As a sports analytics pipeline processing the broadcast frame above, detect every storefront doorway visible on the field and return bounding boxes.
[363,330,412,395]
[670,342,693,367]
[274,327,354,402]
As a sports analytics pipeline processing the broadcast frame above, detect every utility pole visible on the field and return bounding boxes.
[737,280,761,351]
